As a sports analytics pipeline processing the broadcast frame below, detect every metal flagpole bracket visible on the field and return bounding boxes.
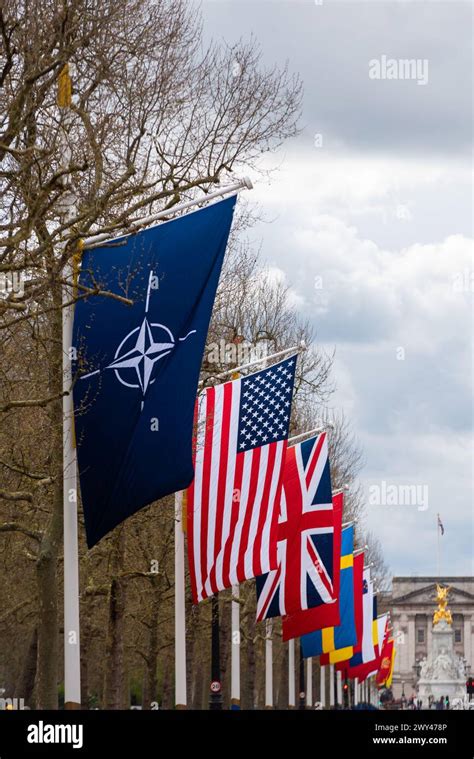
[82,177,253,249]
[333,484,350,496]
[288,422,334,447]
[208,342,304,384]
[341,518,357,528]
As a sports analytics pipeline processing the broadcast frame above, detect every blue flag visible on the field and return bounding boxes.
[300,526,357,658]
[73,196,236,547]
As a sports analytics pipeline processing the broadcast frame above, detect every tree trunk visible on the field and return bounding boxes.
[244,617,256,710]
[142,582,160,709]
[36,527,61,709]
[161,652,172,709]
[36,297,63,709]
[103,528,127,709]
[80,609,91,709]
[16,627,38,708]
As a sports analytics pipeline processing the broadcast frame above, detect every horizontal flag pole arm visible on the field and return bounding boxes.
[288,421,334,446]
[209,341,306,382]
[82,177,253,249]
[333,485,350,496]
[364,562,375,570]
[342,518,357,528]
[354,547,366,556]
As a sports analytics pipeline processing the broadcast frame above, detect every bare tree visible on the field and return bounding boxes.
[0,0,301,708]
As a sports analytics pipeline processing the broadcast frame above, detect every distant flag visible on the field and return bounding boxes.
[187,356,297,603]
[437,514,445,536]
[300,526,357,658]
[349,613,388,683]
[320,548,364,665]
[376,637,395,687]
[255,432,337,623]
[338,568,374,673]
[385,643,396,688]
[73,196,237,547]
[361,572,376,664]
[281,492,343,641]
[370,614,390,680]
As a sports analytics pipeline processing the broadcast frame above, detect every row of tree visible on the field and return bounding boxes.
[0,0,388,709]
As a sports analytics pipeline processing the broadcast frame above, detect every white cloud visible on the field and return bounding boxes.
[247,153,473,576]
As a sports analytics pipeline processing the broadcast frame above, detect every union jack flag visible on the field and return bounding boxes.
[256,432,337,621]
[187,356,297,603]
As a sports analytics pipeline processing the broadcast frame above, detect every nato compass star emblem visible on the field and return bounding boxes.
[80,269,196,409]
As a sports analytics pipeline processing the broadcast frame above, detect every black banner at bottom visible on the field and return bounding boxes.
[0,708,472,757]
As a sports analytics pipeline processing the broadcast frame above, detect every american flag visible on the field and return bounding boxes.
[256,432,337,622]
[187,356,297,603]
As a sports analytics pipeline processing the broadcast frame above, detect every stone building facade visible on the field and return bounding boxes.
[380,577,474,700]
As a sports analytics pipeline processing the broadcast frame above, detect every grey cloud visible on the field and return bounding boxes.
[202,0,472,155]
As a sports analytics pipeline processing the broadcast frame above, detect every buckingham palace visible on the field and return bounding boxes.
[380,577,474,700]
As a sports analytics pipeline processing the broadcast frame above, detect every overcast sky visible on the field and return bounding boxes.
[200,0,473,579]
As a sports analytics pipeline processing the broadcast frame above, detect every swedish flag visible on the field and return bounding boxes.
[301,526,357,659]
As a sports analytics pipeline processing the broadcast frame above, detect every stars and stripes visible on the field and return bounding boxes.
[256,432,336,622]
[187,356,297,603]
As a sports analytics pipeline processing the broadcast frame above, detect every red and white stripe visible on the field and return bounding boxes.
[187,379,287,603]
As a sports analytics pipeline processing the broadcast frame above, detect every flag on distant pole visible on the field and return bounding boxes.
[187,356,297,603]
[385,643,396,688]
[73,196,237,547]
[300,526,357,657]
[255,432,337,622]
[338,567,374,673]
[281,492,343,641]
[319,549,364,665]
[437,514,445,535]
[346,611,388,684]
[376,637,395,687]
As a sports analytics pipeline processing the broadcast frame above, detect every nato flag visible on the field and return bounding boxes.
[73,196,236,547]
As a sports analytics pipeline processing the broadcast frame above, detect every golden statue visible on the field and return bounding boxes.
[433,584,452,626]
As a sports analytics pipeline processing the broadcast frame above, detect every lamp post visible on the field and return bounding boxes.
[209,596,223,710]
[298,642,305,710]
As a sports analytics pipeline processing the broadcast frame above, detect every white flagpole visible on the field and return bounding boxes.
[210,343,305,383]
[83,178,253,249]
[175,491,187,708]
[63,272,81,709]
[437,513,441,577]
[63,266,81,709]
[288,638,296,708]
[288,423,334,446]
[329,663,335,707]
[265,619,273,708]
[306,658,312,709]
[354,676,359,706]
[230,585,240,709]
[320,664,326,709]
[230,364,242,710]
[58,63,81,710]
[336,670,342,706]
